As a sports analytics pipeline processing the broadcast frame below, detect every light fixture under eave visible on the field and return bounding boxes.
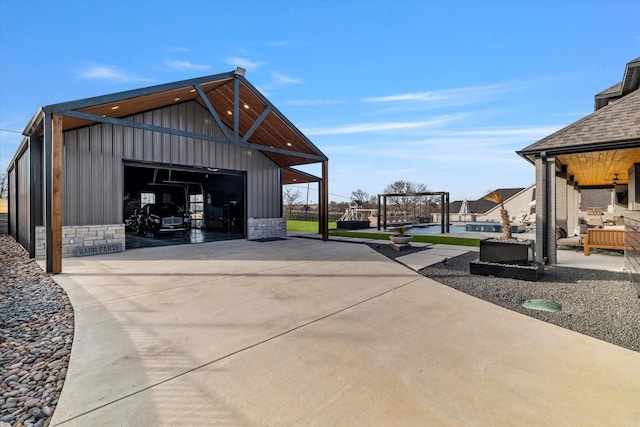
[286,142,292,147]
[227,110,233,115]
[174,97,181,101]
[111,106,119,110]
[234,67,246,77]
[243,104,250,109]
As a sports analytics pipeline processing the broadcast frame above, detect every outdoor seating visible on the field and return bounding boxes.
[583,228,624,255]
[557,227,582,250]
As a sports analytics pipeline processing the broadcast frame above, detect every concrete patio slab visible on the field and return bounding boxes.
[50,239,639,426]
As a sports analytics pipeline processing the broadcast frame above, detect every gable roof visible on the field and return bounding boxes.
[19,71,327,169]
[451,187,524,215]
[518,88,640,158]
[595,56,640,110]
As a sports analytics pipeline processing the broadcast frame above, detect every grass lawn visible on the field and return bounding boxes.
[286,220,337,232]
[286,220,480,247]
[329,230,480,247]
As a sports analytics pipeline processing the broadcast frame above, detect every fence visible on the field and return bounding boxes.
[285,211,344,222]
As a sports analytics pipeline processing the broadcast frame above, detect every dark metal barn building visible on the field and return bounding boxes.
[7,69,329,273]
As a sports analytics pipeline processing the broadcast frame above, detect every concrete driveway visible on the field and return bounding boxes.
[50,238,639,426]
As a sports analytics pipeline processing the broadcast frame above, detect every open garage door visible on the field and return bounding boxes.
[124,162,246,249]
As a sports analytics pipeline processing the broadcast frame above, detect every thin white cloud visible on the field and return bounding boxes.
[224,57,265,71]
[282,99,346,106]
[78,64,152,83]
[265,40,290,47]
[362,82,524,106]
[272,73,302,85]
[303,114,463,136]
[165,59,211,71]
[166,46,190,53]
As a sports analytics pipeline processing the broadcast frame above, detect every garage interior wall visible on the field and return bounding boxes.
[61,100,281,226]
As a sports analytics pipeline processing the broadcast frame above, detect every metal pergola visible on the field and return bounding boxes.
[376,191,450,233]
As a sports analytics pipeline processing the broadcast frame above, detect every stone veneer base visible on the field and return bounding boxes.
[36,224,126,260]
[247,218,286,240]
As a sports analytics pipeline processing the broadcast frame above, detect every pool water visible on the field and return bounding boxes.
[406,225,467,235]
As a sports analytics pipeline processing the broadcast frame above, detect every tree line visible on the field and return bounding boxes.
[284,180,441,216]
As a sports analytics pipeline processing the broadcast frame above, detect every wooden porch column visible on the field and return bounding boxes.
[45,113,63,273]
[320,160,329,240]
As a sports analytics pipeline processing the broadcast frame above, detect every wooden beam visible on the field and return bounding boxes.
[51,114,63,273]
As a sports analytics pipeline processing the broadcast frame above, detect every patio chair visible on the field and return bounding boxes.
[557,227,582,250]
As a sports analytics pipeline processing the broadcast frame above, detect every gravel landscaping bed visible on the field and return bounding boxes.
[422,251,639,352]
[1,235,74,426]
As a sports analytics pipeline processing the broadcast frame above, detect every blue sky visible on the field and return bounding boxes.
[1,0,639,203]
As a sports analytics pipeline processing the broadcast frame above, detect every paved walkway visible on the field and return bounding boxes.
[50,238,638,426]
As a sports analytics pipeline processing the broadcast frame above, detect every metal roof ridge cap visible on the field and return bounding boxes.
[46,71,236,113]
[22,107,44,136]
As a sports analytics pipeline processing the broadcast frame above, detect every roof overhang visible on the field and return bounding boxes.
[22,71,327,169]
[282,167,321,185]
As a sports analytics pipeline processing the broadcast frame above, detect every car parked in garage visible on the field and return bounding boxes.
[136,202,192,237]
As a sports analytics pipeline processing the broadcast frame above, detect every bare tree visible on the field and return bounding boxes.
[382,180,428,214]
[351,189,376,208]
[0,172,7,199]
[283,187,302,216]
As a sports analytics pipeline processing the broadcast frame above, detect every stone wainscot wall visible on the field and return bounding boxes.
[36,224,126,260]
[247,218,286,240]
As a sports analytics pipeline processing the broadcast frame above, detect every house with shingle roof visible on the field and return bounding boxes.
[451,186,534,223]
[517,56,640,266]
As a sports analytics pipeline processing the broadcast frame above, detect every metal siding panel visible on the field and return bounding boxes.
[143,112,154,162]
[162,109,171,164]
[63,131,78,225]
[78,127,92,225]
[113,126,124,223]
[123,125,134,160]
[102,125,116,223]
[9,168,16,236]
[18,151,30,248]
[90,126,104,225]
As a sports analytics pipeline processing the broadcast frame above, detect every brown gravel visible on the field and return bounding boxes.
[1,234,74,426]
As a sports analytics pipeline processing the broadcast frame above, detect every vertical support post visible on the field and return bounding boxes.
[233,76,240,143]
[320,160,329,241]
[535,153,556,264]
[377,195,381,230]
[440,193,445,233]
[383,196,387,230]
[45,113,63,273]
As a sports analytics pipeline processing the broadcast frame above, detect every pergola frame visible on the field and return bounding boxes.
[15,70,329,273]
[376,191,450,233]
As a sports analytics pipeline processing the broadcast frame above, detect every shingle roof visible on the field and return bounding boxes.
[451,188,524,215]
[519,88,640,155]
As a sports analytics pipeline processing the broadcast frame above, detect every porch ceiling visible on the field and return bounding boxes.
[556,146,640,186]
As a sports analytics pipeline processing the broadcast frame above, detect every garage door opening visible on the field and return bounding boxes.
[124,163,246,249]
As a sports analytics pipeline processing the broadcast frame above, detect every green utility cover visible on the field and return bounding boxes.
[522,299,562,312]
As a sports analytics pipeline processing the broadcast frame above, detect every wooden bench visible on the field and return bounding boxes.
[583,228,624,256]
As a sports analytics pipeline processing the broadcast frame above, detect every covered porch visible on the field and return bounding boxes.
[517,56,640,296]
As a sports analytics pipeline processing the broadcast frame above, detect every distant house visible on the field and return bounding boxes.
[451,186,535,223]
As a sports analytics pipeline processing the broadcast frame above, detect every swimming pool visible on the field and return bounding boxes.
[405,225,467,235]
